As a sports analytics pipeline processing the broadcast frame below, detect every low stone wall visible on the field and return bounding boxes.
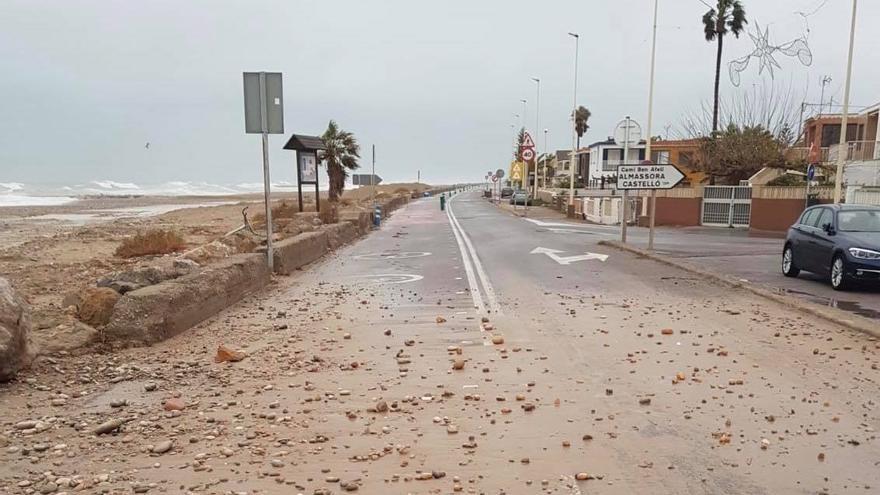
[103,253,271,345]
[749,198,831,233]
[101,194,413,346]
[646,197,702,227]
[272,231,329,275]
[340,210,371,234]
[324,222,359,250]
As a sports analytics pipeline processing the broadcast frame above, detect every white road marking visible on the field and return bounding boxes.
[446,196,486,313]
[524,217,618,231]
[357,273,424,284]
[530,247,609,265]
[353,251,432,260]
[448,195,501,314]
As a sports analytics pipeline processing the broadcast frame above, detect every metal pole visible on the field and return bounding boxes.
[833,0,857,204]
[543,129,548,189]
[568,32,579,209]
[371,144,376,206]
[646,0,659,251]
[805,164,812,209]
[521,98,528,211]
[531,77,540,206]
[258,72,274,271]
[621,116,631,243]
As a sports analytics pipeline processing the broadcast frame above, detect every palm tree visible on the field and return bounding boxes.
[573,106,591,148]
[320,120,360,202]
[703,0,747,133]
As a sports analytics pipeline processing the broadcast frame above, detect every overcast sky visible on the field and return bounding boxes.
[1,0,877,186]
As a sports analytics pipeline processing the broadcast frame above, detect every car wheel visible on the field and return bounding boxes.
[781,245,800,277]
[830,254,850,291]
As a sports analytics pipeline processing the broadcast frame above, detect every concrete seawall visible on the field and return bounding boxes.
[103,195,411,346]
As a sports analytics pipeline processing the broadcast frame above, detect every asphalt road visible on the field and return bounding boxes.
[2,189,878,494]
[498,198,880,320]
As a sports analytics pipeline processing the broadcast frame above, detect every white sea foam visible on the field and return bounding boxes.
[0,195,76,207]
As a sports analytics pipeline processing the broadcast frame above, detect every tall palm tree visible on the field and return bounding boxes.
[574,106,591,148]
[320,120,360,202]
[703,0,747,133]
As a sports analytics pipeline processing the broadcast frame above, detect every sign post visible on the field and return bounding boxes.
[520,132,536,214]
[243,72,284,270]
[617,161,685,246]
[613,117,641,243]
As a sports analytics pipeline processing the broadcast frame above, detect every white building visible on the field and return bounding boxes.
[587,138,647,181]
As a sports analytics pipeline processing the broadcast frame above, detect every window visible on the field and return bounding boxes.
[603,149,621,171]
[679,151,693,168]
[838,210,880,232]
[813,208,832,229]
[651,151,669,164]
[799,208,820,227]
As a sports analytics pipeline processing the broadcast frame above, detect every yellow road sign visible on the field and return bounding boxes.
[509,161,524,181]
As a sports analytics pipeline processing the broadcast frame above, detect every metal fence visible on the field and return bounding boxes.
[701,186,752,227]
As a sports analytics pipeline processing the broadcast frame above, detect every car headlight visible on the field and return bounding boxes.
[848,247,880,260]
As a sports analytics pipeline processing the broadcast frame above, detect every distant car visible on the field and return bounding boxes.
[500,187,514,198]
[509,190,531,205]
[782,204,880,290]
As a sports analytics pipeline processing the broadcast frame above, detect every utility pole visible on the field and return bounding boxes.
[833,0,857,204]
[646,0,659,250]
[568,32,579,209]
[371,144,376,207]
[531,77,541,202]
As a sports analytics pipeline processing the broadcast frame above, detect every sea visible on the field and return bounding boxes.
[0,180,308,207]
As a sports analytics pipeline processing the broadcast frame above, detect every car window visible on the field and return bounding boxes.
[799,208,819,227]
[838,210,880,232]
[813,208,832,229]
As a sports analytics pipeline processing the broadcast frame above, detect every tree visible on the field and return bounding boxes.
[320,120,360,202]
[703,0,747,133]
[573,106,591,149]
[513,127,526,161]
[697,124,785,184]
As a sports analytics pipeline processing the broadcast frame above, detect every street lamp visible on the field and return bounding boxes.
[833,0,858,204]
[543,129,549,188]
[568,32,579,207]
[531,77,541,199]
[646,0,659,249]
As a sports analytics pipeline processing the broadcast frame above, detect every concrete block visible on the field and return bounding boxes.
[272,231,329,275]
[323,222,360,249]
[103,253,270,345]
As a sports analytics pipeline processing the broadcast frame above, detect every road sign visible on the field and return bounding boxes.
[491,175,498,183]
[243,72,284,134]
[522,132,536,149]
[509,161,523,181]
[613,118,641,147]
[617,163,685,190]
[495,168,505,179]
[807,163,816,181]
[521,148,535,162]
[352,174,383,186]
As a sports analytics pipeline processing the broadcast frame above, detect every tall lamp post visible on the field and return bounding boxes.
[568,32,580,208]
[833,0,858,204]
[543,129,549,189]
[520,99,528,192]
[531,77,541,200]
[646,0,659,250]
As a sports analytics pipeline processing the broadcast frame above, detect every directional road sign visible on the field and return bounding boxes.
[352,174,383,186]
[616,163,685,190]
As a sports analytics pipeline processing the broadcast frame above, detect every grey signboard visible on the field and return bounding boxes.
[243,72,284,134]
[352,174,382,186]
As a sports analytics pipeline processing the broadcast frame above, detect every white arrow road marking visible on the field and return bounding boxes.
[530,247,609,265]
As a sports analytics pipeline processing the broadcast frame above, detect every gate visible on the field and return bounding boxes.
[701,186,751,227]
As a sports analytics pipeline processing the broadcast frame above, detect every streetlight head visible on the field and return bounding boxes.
[531,77,540,83]
[520,99,527,103]
[568,32,579,38]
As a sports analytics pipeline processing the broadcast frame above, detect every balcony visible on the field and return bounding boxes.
[829,141,880,162]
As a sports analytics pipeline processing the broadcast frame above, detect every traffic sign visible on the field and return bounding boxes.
[352,174,383,186]
[617,163,685,190]
[613,118,642,147]
[521,148,535,162]
[491,175,498,183]
[495,168,505,179]
[807,163,816,181]
[510,161,523,181]
[522,132,535,149]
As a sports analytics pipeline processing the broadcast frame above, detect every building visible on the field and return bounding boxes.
[649,138,707,185]
[587,138,646,182]
[551,149,589,186]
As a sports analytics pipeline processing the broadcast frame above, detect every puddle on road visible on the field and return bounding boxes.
[784,288,880,319]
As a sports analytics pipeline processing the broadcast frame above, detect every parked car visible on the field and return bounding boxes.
[782,204,880,290]
[500,187,514,198]
[509,190,531,206]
